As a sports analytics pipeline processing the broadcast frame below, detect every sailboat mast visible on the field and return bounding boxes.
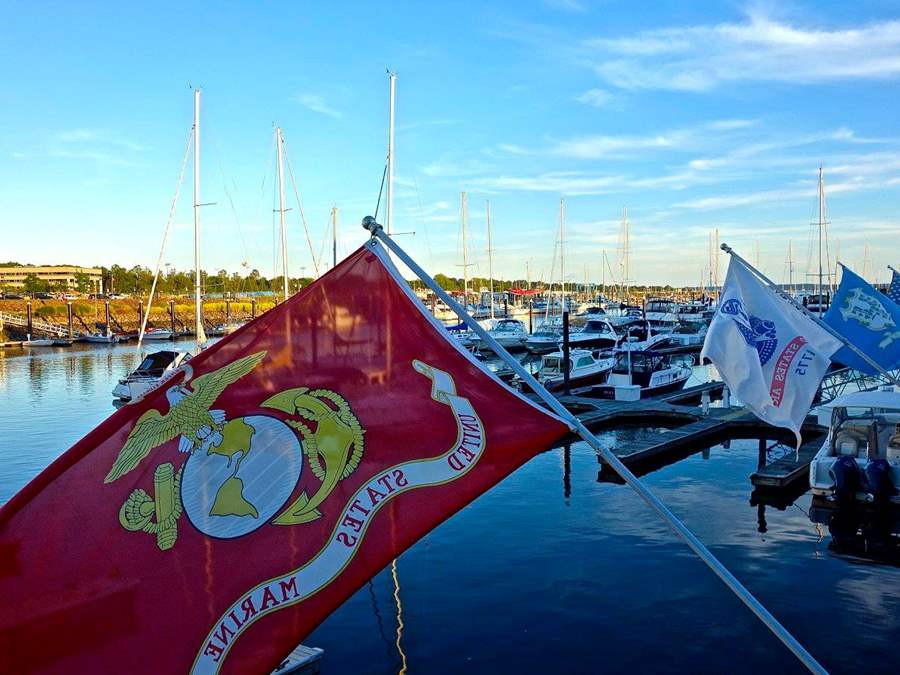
[386,71,396,235]
[559,198,566,303]
[332,206,338,268]
[276,127,289,301]
[192,88,204,351]
[817,166,824,315]
[461,192,469,307]
[486,200,494,319]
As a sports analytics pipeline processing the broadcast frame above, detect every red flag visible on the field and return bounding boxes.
[0,240,567,674]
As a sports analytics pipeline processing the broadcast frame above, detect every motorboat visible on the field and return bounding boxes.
[23,338,57,347]
[142,327,175,340]
[803,292,831,315]
[587,350,693,399]
[669,321,708,347]
[84,330,120,344]
[209,322,243,337]
[525,318,564,354]
[565,318,619,350]
[471,318,528,352]
[532,349,615,393]
[614,319,674,352]
[676,301,714,326]
[643,298,679,332]
[112,350,191,403]
[809,390,900,504]
[606,306,644,327]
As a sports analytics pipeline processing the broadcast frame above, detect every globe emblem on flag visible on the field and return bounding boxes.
[721,298,778,366]
[180,415,303,539]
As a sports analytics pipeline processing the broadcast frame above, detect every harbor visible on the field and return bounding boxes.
[1,341,899,673]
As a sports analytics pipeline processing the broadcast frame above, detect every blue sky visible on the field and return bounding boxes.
[2,1,899,286]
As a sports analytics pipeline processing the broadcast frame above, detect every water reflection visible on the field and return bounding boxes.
[4,346,900,672]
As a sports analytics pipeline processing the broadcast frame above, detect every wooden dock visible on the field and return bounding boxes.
[540,382,826,491]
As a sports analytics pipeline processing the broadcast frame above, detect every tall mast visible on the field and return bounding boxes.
[276,127,289,301]
[817,166,824,315]
[193,88,205,350]
[386,71,396,235]
[332,206,338,268]
[787,239,794,293]
[486,199,495,319]
[621,206,630,303]
[559,198,566,302]
[601,249,606,297]
[461,192,469,307]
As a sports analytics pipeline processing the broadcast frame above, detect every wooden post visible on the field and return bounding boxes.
[225,298,231,321]
[104,301,111,334]
[138,300,144,327]
[528,302,533,334]
[66,302,73,338]
[251,298,257,319]
[562,310,571,395]
[26,301,33,339]
[169,300,176,336]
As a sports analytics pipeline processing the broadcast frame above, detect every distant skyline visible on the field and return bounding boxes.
[2,1,899,287]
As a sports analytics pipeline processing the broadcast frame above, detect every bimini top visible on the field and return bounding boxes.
[827,389,900,410]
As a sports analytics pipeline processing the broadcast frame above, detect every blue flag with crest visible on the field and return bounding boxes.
[824,265,900,374]
[888,268,900,305]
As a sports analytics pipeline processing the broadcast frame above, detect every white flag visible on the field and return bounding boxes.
[701,259,842,443]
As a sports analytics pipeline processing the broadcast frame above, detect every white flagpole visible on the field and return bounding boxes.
[362,216,826,675]
[721,244,899,387]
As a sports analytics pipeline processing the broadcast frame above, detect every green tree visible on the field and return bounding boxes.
[22,274,49,296]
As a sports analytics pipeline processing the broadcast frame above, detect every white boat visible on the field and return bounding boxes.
[23,338,57,347]
[614,319,674,352]
[669,321,708,347]
[142,328,175,340]
[84,332,120,344]
[643,298,679,331]
[565,318,619,350]
[676,301,713,326]
[809,390,900,503]
[112,350,191,403]
[472,318,528,352]
[525,318,563,354]
[589,350,693,399]
[533,349,615,393]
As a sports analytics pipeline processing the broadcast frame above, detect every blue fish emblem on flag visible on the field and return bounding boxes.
[721,298,778,366]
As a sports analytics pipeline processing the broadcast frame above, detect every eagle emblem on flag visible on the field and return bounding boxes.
[720,298,778,365]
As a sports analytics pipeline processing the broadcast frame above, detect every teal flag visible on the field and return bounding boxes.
[824,264,900,374]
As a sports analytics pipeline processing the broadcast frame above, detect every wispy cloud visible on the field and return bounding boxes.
[575,88,614,108]
[56,128,145,152]
[293,93,343,119]
[543,0,587,13]
[552,118,755,159]
[582,12,900,91]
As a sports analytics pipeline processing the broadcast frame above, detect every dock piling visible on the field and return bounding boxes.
[26,302,32,338]
[169,300,176,336]
[66,302,73,338]
[562,310,570,395]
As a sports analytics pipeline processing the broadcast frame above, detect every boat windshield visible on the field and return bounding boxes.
[582,320,611,333]
[135,351,179,376]
[831,406,900,459]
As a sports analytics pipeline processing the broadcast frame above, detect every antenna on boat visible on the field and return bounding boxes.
[486,200,495,319]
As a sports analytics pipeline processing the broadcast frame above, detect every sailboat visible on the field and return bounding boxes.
[113,89,206,403]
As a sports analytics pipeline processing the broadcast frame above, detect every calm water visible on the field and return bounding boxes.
[2,343,899,673]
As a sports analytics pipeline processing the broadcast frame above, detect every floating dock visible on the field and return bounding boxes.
[541,382,826,490]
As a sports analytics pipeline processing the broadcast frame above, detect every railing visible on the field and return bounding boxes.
[0,310,69,337]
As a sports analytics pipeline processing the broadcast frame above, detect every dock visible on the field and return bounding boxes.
[539,381,826,490]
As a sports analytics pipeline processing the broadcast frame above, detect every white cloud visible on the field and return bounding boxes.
[293,94,343,119]
[575,88,614,108]
[543,0,586,13]
[582,12,900,91]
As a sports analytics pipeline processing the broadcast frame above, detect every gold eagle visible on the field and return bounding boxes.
[105,351,267,483]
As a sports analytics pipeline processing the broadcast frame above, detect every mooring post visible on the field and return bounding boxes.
[26,301,33,339]
[226,297,231,321]
[251,298,257,319]
[138,300,144,328]
[169,300,176,336]
[757,438,767,471]
[563,444,572,502]
[104,301,110,335]
[528,302,533,334]
[563,310,571,395]
[66,302,73,338]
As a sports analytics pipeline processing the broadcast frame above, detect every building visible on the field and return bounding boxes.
[0,265,102,290]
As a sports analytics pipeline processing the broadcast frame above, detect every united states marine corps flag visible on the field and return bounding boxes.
[0,240,568,674]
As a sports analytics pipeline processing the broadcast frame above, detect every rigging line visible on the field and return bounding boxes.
[212,142,250,269]
[281,141,320,277]
[373,163,388,220]
[412,176,433,268]
[137,126,194,353]
[391,559,408,675]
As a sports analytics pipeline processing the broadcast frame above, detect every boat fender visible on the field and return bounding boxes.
[830,456,861,505]
[865,458,898,504]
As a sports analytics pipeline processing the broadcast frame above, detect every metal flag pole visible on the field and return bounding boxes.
[362,216,827,675]
[721,243,899,387]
